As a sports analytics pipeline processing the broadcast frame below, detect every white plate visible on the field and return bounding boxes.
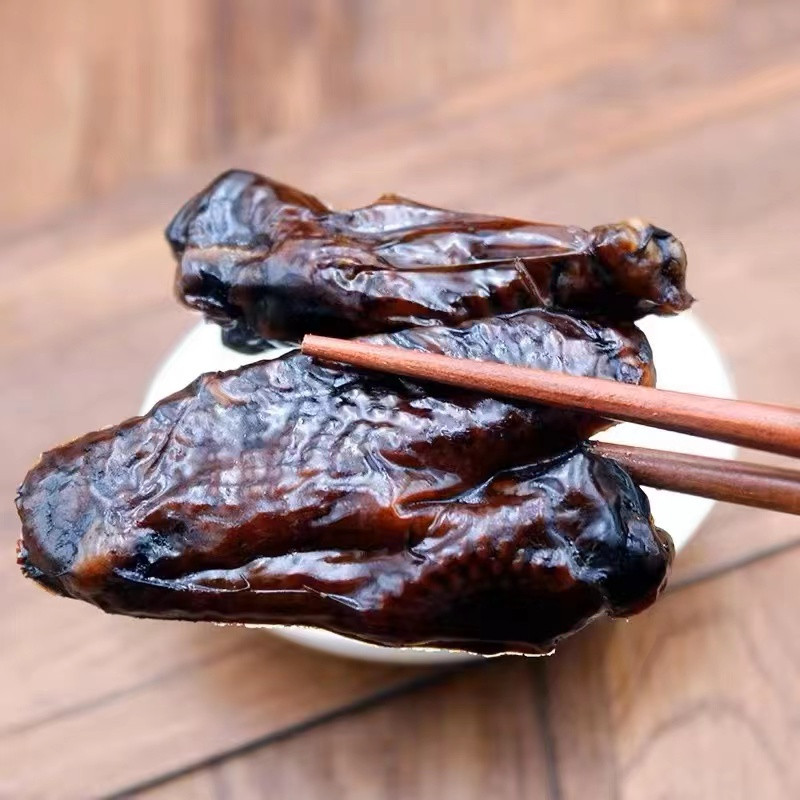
[141,312,735,664]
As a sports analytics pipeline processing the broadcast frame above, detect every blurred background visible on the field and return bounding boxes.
[1,0,724,229]
[2,1,800,798]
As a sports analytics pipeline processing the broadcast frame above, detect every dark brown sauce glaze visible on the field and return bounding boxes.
[16,310,670,655]
[166,170,692,352]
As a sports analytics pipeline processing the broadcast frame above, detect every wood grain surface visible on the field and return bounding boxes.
[135,659,554,800]
[0,0,713,230]
[130,549,800,800]
[2,2,800,798]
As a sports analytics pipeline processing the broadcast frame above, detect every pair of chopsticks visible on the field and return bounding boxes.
[301,335,800,516]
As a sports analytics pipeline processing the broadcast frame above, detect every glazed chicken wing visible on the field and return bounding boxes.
[167,170,691,351]
[17,310,671,654]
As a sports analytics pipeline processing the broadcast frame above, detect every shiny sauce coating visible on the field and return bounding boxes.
[16,310,671,654]
[167,170,691,351]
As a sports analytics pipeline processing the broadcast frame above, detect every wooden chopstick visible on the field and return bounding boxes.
[301,334,800,515]
[301,335,800,459]
[588,442,800,515]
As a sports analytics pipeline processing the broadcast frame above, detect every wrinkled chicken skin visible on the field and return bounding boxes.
[19,450,672,655]
[167,170,691,351]
[16,310,670,655]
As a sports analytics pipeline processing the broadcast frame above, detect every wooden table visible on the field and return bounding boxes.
[3,7,800,799]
